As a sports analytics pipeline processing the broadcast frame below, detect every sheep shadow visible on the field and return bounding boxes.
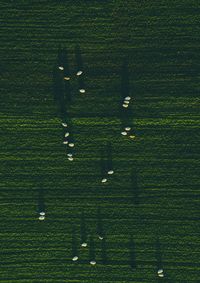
[129,236,136,269]
[131,170,140,205]
[38,187,45,214]
[75,45,85,93]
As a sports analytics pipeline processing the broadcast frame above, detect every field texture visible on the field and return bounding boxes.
[1,1,200,282]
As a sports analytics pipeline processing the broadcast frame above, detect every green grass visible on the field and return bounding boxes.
[0,0,200,282]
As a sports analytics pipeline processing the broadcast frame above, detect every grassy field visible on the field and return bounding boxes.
[1,1,200,282]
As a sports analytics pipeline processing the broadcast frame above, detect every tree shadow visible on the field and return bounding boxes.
[89,235,95,262]
[131,170,140,205]
[38,187,45,213]
[129,236,136,269]
[101,237,108,264]
[80,211,87,245]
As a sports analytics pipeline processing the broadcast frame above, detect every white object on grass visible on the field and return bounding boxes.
[107,170,114,175]
[79,89,86,94]
[39,216,45,221]
[39,212,45,216]
[158,273,164,278]
[125,96,131,100]
[68,157,74,161]
[122,104,128,108]
[101,178,107,183]
[124,100,129,104]
[63,141,68,144]
[98,236,104,240]
[81,242,87,247]
[65,132,69,137]
[129,135,136,139]
[77,71,83,76]
[121,131,127,136]
[157,269,163,274]
[68,143,75,148]
[64,76,70,80]
[58,66,64,71]
[72,256,78,261]
[90,260,96,266]
[67,153,73,157]
[61,123,68,127]
[125,127,131,131]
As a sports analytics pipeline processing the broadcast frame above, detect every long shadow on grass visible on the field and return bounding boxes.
[38,187,45,214]
[71,226,78,259]
[54,48,72,114]
[131,170,140,205]
[59,48,72,105]
[106,142,113,173]
[100,143,114,178]
[121,58,130,99]
[97,207,104,239]
[75,45,85,92]
[101,237,108,264]
[100,149,107,180]
[53,65,65,118]
[119,58,132,129]
[129,236,136,269]
[155,239,163,271]
[89,235,96,263]
[80,211,87,246]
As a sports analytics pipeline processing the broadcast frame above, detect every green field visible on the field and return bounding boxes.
[1,1,200,282]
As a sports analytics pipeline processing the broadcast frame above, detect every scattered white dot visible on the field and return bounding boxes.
[122,104,128,108]
[124,100,129,104]
[121,131,127,136]
[72,256,78,261]
[107,170,114,175]
[129,135,136,139]
[58,66,64,71]
[39,212,45,216]
[90,260,96,266]
[157,269,164,274]
[68,143,75,148]
[62,123,68,127]
[64,77,70,80]
[81,242,87,247]
[39,216,45,221]
[158,273,164,278]
[125,96,131,100]
[125,127,131,131]
[65,132,69,137]
[77,71,83,76]
[67,153,73,157]
[101,178,107,183]
[98,236,104,240]
[68,157,74,161]
[79,89,86,94]
[63,141,68,144]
